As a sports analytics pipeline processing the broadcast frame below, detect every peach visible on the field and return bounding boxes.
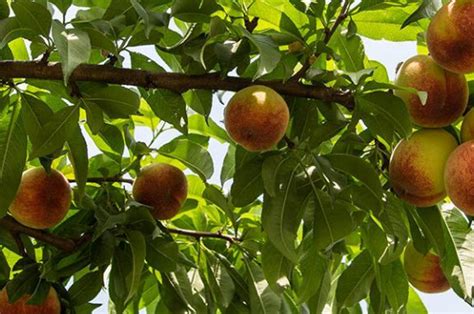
[427,0,474,74]
[389,129,458,207]
[394,55,468,128]
[9,167,71,229]
[132,163,187,220]
[404,242,450,293]
[461,108,474,142]
[444,140,474,215]
[224,85,289,152]
[0,286,61,314]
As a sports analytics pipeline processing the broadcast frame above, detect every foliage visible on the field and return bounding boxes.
[0,0,472,313]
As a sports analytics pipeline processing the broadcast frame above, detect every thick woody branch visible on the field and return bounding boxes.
[0,216,76,252]
[0,215,240,253]
[0,61,354,109]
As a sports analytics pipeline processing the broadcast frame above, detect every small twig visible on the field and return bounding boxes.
[40,49,51,64]
[105,54,118,66]
[284,135,296,149]
[244,17,259,33]
[10,230,28,258]
[69,80,82,98]
[292,0,352,81]
[166,227,241,244]
[68,177,134,185]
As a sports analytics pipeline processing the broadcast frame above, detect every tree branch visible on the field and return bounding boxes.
[0,61,354,109]
[0,216,76,252]
[166,227,241,244]
[68,177,134,185]
[0,215,241,254]
[292,0,352,81]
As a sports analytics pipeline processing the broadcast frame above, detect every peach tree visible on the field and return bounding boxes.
[0,0,473,313]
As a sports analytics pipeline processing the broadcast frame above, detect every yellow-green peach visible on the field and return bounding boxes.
[404,242,450,293]
[427,0,474,73]
[224,85,289,152]
[0,286,61,314]
[9,167,71,229]
[389,129,458,207]
[395,55,468,128]
[461,108,474,142]
[132,163,188,220]
[444,140,474,216]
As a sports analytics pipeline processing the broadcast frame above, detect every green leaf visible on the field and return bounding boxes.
[0,101,27,217]
[244,33,281,80]
[324,153,384,202]
[49,0,73,13]
[20,93,53,146]
[69,271,103,305]
[357,92,412,142]
[146,89,187,134]
[188,114,231,143]
[336,250,375,307]
[0,18,38,49]
[262,157,305,263]
[52,21,91,84]
[203,184,235,225]
[0,0,9,19]
[125,230,146,304]
[158,138,213,181]
[183,90,212,119]
[67,126,88,198]
[11,0,52,37]
[408,206,473,305]
[231,156,263,207]
[261,241,291,293]
[29,105,80,159]
[298,243,329,303]
[401,0,442,29]
[205,251,236,310]
[376,260,409,311]
[146,236,179,272]
[352,4,427,41]
[330,31,365,72]
[171,0,221,23]
[83,86,140,119]
[312,190,355,250]
[244,258,282,314]
[406,286,428,314]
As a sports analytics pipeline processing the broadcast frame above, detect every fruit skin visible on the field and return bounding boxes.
[444,140,474,216]
[9,167,72,229]
[404,242,450,294]
[461,108,474,142]
[0,286,61,314]
[389,129,458,207]
[426,0,474,74]
[224,85,289,152]
[132,163,188,220]
[394,55,468,128]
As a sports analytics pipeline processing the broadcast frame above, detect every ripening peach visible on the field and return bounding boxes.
[460,108,474,142]
[395,55,468,128]
[224,85,289,152]
[444,140,474,216]
[0,286,61,314]
[9,167,71,229]
[389,129,458,207]
[404,242,450,293]
[132,163,188,220]
[427,0,474,73]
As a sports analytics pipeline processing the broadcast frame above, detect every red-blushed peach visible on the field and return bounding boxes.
[461,108,474,142]
[427,0,474,74]
[444,140,474,215]
[389,129,458,207]
[404,242,450,293]
[0,286,61,314]
[394,55,468,128]
[224,85,289,152]
[9,167,71,229]
[132,163,187,220]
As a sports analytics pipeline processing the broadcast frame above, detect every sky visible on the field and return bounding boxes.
[45,5,474,314]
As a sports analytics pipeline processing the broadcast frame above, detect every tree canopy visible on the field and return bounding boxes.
[0,0,473,313]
